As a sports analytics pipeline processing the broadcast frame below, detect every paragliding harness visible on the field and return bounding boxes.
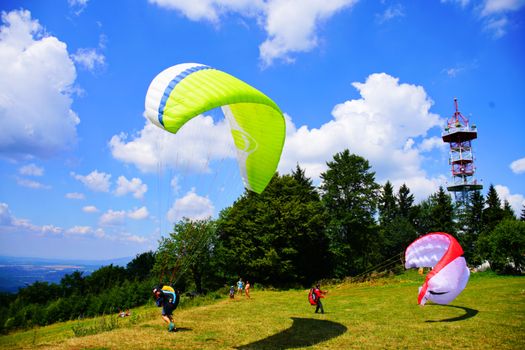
[308,288,317,306]
[155,285,180,313]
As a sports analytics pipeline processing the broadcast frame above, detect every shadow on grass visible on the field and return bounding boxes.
[425,304,479,323]
[174,327,192,332]
[235,317,347,349]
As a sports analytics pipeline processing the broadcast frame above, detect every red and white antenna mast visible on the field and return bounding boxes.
[442,98,482,204]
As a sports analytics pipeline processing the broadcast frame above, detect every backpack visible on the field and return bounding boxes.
[308,288,317,305]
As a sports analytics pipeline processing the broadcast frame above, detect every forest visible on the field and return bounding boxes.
[1,149,524,333]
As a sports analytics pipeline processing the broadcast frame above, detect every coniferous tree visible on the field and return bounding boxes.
[379,182,417,259]
[413,187,455,235]
[413,198,435,235]
[378,181,398,226]
[502,200,516,220]
[461,190,484,264]
[320,149,380,277]
[430,186,456,234]
[397,183,415,221]
[483,184,504,232]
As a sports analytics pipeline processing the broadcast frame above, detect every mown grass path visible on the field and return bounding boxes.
[1,271,523,349]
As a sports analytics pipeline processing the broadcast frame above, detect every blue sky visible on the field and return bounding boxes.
[0,0,524,260]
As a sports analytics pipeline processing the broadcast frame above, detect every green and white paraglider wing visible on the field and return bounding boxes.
[145,63,285,194]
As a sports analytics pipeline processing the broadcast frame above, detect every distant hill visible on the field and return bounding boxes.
[0,255,133,293]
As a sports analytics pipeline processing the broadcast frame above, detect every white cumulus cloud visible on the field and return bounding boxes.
[149,0,262,22]
[66,225,92,235]
[82,205,99,213]
[66,192,85,199]
[110,115,234,173]
[510,157,525,174]
[0,203,14,226]
[167,188,214,222]
[278,72,445,201]
[260,0,358,66]
[71,170,112,192]
[128,206,150,220]
[16,177,50,189]
[19,163,44,176]
[99,209,126,226]
[0,202,62,234]
[99,207,149,226]
[0,9,79,159]
[115,176,148,199]
[495,184,525,216]
[72,48,105,71]
[148,0,358,66]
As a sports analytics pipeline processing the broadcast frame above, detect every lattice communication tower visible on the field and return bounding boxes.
[442,98,482,204]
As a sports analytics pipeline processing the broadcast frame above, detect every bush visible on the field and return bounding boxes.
[478,219,525,274]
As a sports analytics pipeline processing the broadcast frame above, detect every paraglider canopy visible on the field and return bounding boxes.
[144,63,286,194]
[405,232,470,305]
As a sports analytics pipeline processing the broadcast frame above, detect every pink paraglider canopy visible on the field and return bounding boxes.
[405,232,470,305]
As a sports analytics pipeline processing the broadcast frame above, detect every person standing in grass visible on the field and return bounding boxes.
[313,283,327,314]
[245,281,251,298]
[153,286,178,332]
[229,285,235,299]
[237,278,244,296]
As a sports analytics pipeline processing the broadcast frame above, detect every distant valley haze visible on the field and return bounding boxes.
[0,255,132,293]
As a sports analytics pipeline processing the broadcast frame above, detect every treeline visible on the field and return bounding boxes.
[159,150,524,295]
[2,149,524,332]
[0,252,156,332]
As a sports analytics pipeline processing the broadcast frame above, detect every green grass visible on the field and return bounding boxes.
[1,271,523,349]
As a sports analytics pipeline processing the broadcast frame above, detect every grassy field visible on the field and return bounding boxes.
[1,271,523,349]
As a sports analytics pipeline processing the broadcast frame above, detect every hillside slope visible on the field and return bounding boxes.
[1,271,523,349]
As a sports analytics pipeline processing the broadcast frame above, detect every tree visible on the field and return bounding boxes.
[460,190,484,264]
[60,271,85,297]
[378,181,398,227]
[397,183,415,221]
[155,218,216,293]
[320,149,380,277]
[520,204,525,221]
[483,184,504,231]
[431,186,456,234]
[502,200,516,220]
[413,187,455,235]
[380,216,418,260]
[85,264,127,295]
[413,198,433,235]
[127,251,156,281]
[379,182,417,260]
[16,281,61,306]
[215,170,329,287]
[477,219,525,274]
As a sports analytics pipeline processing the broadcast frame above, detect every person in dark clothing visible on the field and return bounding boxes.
[313,283,327,314]
[153,286,178,332]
